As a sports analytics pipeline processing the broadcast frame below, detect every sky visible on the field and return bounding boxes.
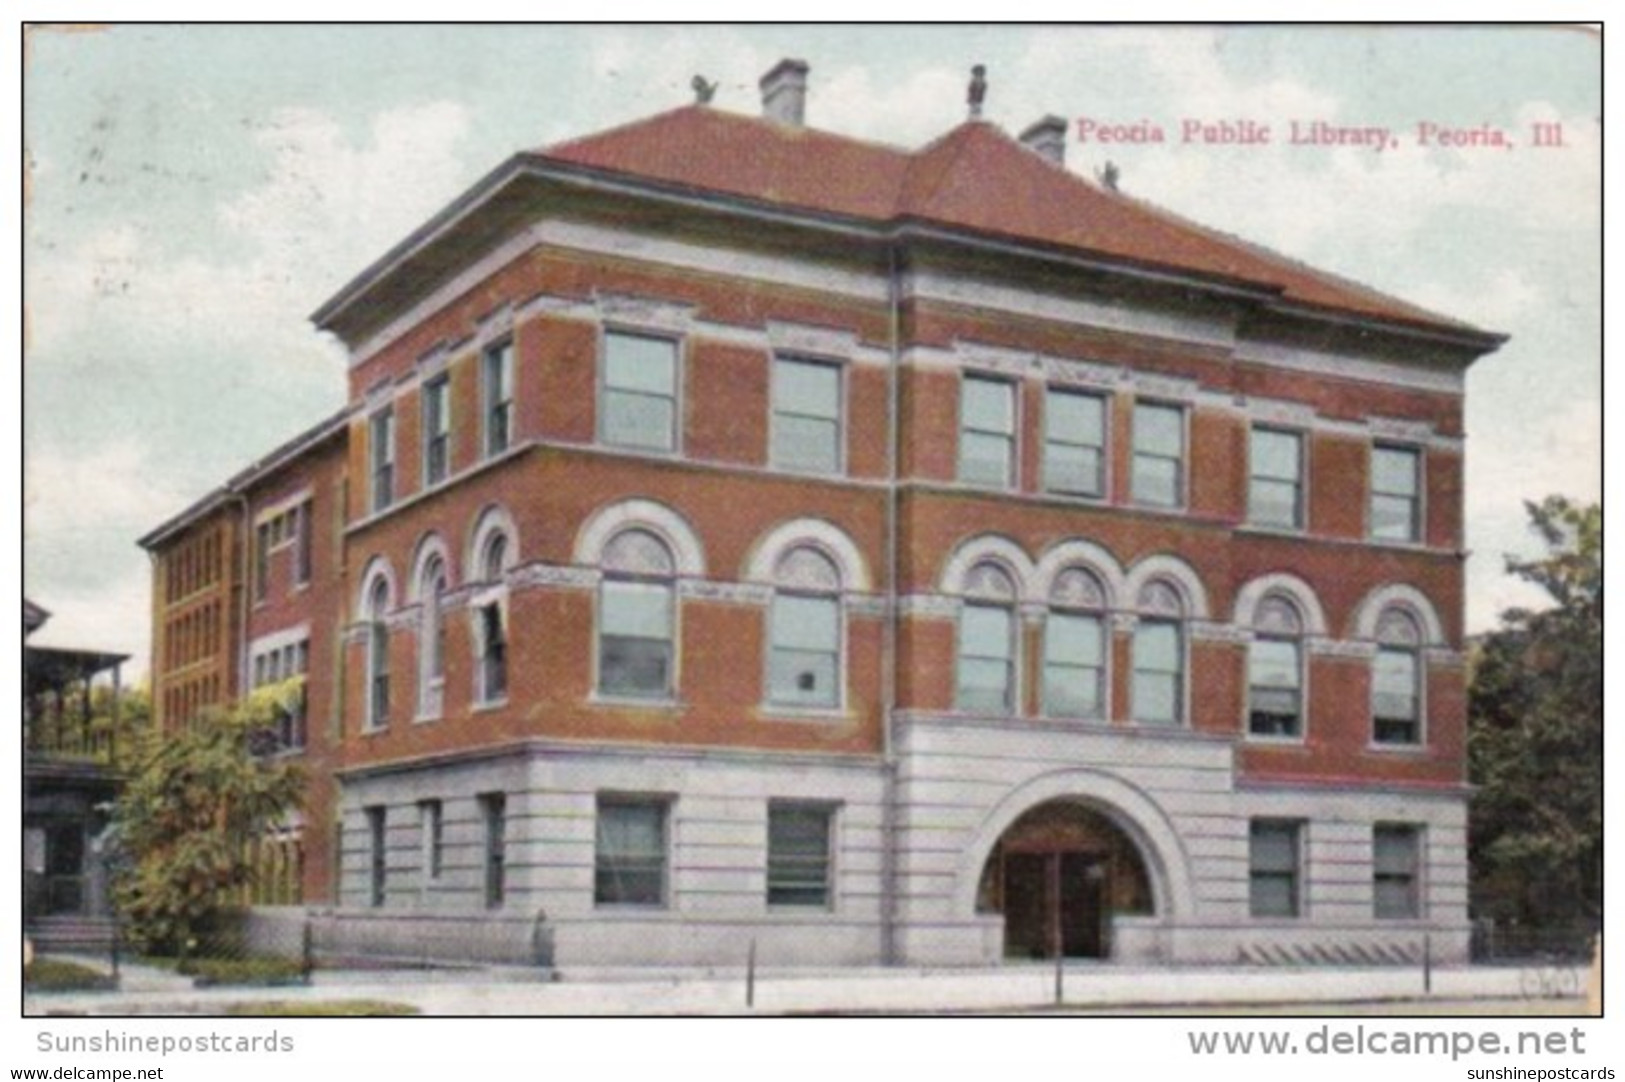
[21,24,1601,681]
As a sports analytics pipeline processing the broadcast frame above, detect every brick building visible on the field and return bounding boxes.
[141,61,1503,967]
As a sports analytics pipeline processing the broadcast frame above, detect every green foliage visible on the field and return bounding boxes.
[24,957,115,992]
[1469,497,1601,928]
[110,682,305,956]
[224,1000,419,1016]
[180,955,308,985]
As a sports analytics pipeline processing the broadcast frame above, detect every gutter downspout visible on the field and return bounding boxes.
[880,242,903,966]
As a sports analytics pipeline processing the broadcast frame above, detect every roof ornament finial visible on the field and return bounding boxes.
[691,75,718,105]
[1097,161,1121,191]
[967,64,988,119]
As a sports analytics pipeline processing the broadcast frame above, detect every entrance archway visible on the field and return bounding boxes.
[975,800,1155,960]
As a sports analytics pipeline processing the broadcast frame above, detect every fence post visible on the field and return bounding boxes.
[301,917,314,983]
[746,938,757,1009]
[1423,933,1432,995]
[110,918,121,987]
[1054,947,1064,1007]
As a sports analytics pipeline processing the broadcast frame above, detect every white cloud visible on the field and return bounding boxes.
[24,440,195,537]
[25,563,153,683]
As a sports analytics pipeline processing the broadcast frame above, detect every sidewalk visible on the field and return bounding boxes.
[23,960,1584,1016]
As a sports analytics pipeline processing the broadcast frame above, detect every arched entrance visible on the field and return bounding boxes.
[975,800,1155,960]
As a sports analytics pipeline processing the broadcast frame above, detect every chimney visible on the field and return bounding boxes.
[1019,115,1068,166]
[760,58,810,126]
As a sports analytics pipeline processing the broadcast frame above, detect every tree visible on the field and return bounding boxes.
[1468,496,1601,932]
[109,682,305,954]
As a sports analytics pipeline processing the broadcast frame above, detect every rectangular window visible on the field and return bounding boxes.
[1248,638,1303,737]
[768,594,840,708]
[423,374,451,485]
[1371,445,1421,542]
[365,806,387,908]
[482,342,513,458]
[598,580,674,699]
[369,620,390,730]
[1249,819,1301,918]
[767,803,835,908]
[602,331,678,452]
[294,500,313,585]
[959,375,1015,487]
[480,793,506,909]
[1249,427,1304,529]
[1132,402,1184,507]
[254,522,271,602]
[1044,388,1107,497]
[1042,611,1105,718]
[956,603,1014,713]
[1372,647,1421,744]
[772,357,842,474]
[1132,619,1183,725]
[419,799,443,884]
[1373,824,1422,919]
[594,797,668,907]
[370,408,395,513]
[477,602,508,703]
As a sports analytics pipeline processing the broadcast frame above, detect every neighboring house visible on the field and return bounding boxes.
[23,600,128,951]
[141,61,1503,967]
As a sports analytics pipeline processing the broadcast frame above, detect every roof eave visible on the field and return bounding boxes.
[312,151,1503,362]
[137,407,349,550]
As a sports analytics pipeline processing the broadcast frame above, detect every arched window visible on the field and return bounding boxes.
[1043,567,1107,719]
[1372,607,1424,745]
[1132,578,1185,726]
[1248,594,1305,737]
[417,554,448,719]
[473,533,510,704]
[599,528,676,700]
[957,561,1018,714]
[367,577,391,729]
[767,546,842,709]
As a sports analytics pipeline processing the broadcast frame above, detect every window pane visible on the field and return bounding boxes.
[1134,403,1182,456]
[1372,447,1418,496]
[961,605,1012,661]
[959,432,1011,486]
[774,358,840,419]
[1374,826,1419,874]
[962,378,1013,433]
[603,390,675,450]
[1249,639,1300,690]
[1046,612,1103,665]
[768,805,832,907]
[1374,880,1418,919]
[770,649,839,707]
[1251,428,1301,482]
[1045,443,1103,496]
[773,595,838,652]
[1132,454,1180,506]
[774,414,839,473]
[1249,477,1300,528]
[600,638,672,698]
[595,801,666,906]
[1044,665,1102,718]
[1252,822,1299,870]
[602,581,672,638]
[605,333,677,394]
[1048,389,1105,447]
[1371,494,1417,541]
[1132,672,1179,724]
[1374,648,1417,700]
[1134,621,1179,673]
[957,660,1011,712]
[1250,875,1298,918]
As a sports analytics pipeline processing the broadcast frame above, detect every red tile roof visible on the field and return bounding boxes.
[544,105,1480,335]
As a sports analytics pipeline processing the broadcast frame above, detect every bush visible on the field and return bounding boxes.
[25,958,115,992]
[178,955,308,986]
